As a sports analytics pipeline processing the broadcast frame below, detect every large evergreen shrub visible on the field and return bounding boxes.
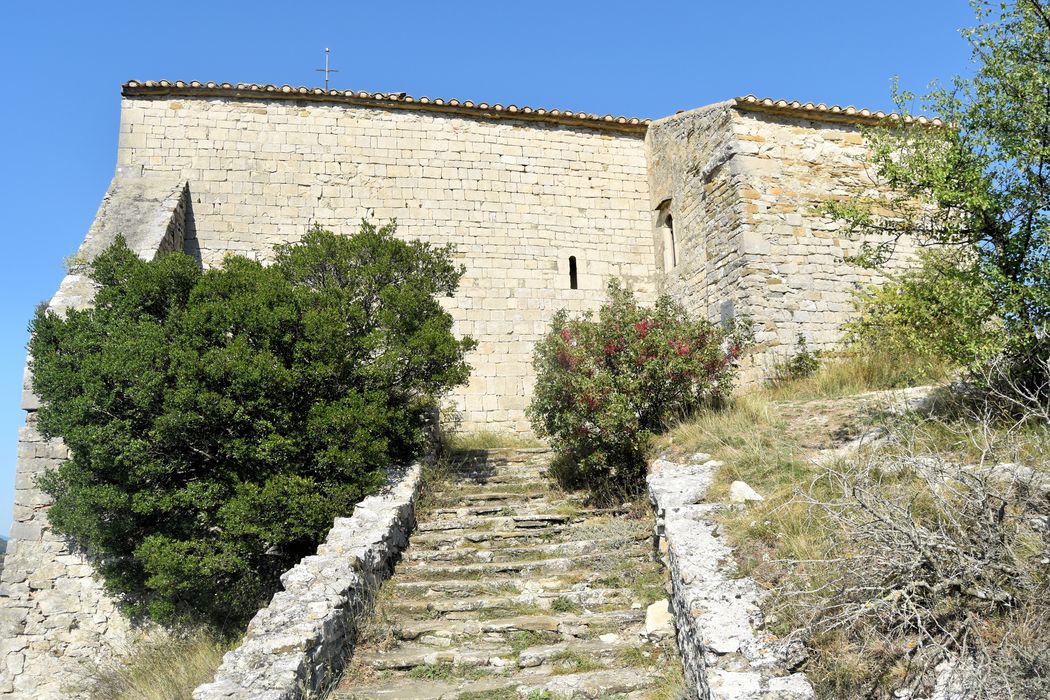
[527,282,751,500]
[30,222,474,628]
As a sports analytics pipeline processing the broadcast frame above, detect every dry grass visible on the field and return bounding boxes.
[764,349,950,402]
[83,629,232,700]
[443,430,545,451]
[643,660,688,700]
[661,393,812,500]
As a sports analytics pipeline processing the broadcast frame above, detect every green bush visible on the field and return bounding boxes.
[527,281,751,500]
[771,333,822,384]
[30,222,474,629]
[844,251,1001,368]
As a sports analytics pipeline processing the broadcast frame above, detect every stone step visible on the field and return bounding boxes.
[331,666,659,700]
[408,526,570,547]
[354,641,511,671]
[403,536,643,563]
[396,609,646,643]
[384,583,634,608]
[354,635,647,673]
[453,489,551,503]
[444,462,548,477]
[446,447,552,461]
[415,513,573,533]
[515,636,643,668]
[398,551,640,581]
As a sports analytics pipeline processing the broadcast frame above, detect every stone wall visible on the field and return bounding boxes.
[646,101,746,328]
[0,172,189,699]
[193,462,423,700]
[647,103,918,378]
[116,91,657,432]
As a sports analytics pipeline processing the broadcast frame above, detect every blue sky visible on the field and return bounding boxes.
[0,1,978,536]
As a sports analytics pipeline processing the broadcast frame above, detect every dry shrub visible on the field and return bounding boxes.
[778,410,1050,699]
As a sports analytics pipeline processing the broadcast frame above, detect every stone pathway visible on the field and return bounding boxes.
[331,448,681,700]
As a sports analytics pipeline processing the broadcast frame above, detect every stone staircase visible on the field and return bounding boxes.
[331,448,680,700]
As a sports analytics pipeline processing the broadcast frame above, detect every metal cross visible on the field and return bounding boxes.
[315,48,339,90]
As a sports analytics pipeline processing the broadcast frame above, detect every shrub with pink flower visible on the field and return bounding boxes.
[528,281,752,500]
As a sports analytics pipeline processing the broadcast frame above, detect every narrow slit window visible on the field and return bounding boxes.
[569,256,578,290]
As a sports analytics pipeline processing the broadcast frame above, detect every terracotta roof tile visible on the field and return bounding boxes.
[122,80,652,132]
[732,94,944,126]
[120,82,943,132]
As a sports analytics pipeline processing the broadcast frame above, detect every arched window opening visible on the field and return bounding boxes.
[657,200,677,271]
[569,256,578,290]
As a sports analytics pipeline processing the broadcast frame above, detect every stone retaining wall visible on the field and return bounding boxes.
[647,456,813,699]
[193,461,424,700]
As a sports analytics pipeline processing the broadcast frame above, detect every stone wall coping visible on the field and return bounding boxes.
[647,455,814,699]
[122,80,652,134]
[193,461,424,700]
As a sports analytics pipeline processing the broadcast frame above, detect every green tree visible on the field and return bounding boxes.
[30,222,474,628]
[844,250,1002,366]
[828,0,1050,376]
[527,281,750,500]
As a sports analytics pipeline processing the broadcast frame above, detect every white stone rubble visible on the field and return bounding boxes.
[728,480,764,503]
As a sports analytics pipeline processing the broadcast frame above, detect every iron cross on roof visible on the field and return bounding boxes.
[315,48,339,90]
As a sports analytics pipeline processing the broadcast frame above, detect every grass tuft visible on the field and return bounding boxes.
[549,596,582,614]
[83,629,231,700]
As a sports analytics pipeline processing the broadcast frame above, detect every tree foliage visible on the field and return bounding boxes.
[828,0,1050,370]
[527,282,751,500]
[844,250,1003,366]
[30,222,474,628]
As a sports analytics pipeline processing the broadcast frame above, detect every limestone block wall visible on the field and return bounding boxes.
[727,107,916,359]
[646,104,918,379]
[0,173,189,699]
[116,92,657,432]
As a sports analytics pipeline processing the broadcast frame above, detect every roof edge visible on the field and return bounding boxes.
[122,80,652,134]
[732,95,944,126]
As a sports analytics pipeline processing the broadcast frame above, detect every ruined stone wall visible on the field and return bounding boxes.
[0,173,189,699]
[116,95,656,432]
[647,105,918,378]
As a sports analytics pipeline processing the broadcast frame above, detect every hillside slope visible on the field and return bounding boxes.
[659,375,1050,699]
